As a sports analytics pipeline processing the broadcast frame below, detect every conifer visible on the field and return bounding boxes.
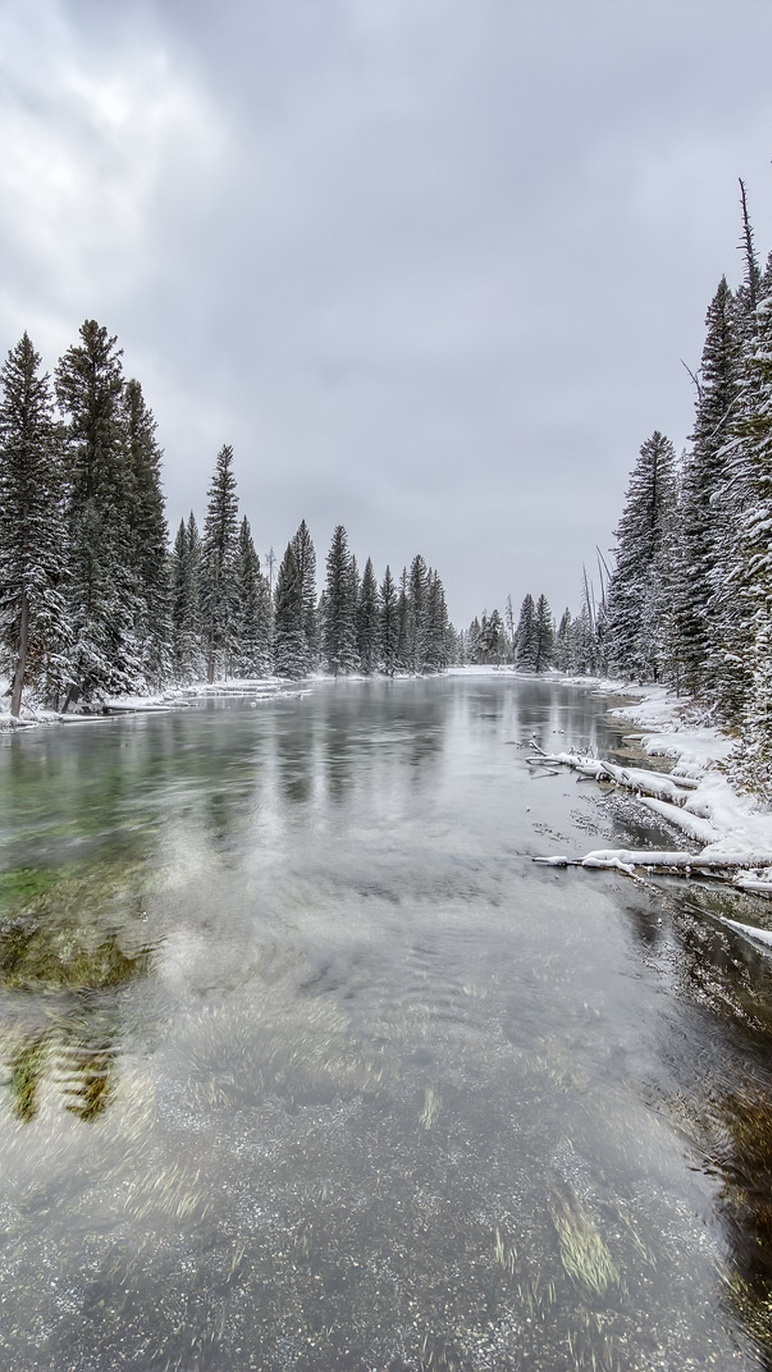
[0,334,69,713]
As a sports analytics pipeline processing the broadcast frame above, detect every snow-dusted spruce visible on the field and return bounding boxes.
[0,334,69,717]
[605,431,678,685]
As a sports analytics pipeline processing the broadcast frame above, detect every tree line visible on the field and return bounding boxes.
[0,322,454,714]
[458,593,557,671]
[568,180,772,791]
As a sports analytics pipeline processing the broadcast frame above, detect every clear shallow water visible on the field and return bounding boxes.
[0,676,771,1370]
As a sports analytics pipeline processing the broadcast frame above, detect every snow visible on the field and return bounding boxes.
[637,796,720,846]
[530,678,772,934]
[606,683,772,861]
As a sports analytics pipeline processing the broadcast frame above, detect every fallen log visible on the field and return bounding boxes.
[527,744,697,807]
[533,849,772,896]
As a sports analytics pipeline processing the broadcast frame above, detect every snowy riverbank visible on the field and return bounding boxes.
[543,678,772,926]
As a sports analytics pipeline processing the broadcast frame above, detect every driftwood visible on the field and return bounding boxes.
[534,849,772,898]
[535,850,772,872]
[527,743,698,804]
[528,744,772,898]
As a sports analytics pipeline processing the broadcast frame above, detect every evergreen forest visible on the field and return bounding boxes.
[0,322,457,714]
[551,182,772,793]
[6,176,772,798]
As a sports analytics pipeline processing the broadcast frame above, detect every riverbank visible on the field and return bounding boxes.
[552,678,772,907]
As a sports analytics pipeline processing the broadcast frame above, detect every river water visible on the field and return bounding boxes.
[1,674,771,1371]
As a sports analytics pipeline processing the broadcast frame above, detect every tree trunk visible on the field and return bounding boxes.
[10,590,29,718]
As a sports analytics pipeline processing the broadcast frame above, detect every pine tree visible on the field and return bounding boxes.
[273,542,308,678]
[504,594,517,665]
[476,607,507,665]
[739,605,772,797]
[728,278,772,732]
[735,178,761,340]
[122,378,170,688]
[0,334,69,713]
[356,556,380,674]
[555,609,572,672]
[176,511,204,680]
[290,519,318,670]
[533,594,555,671]
[404,554,429,673]
[323,525,358,675]
[170,518,198,681]
[200,444,239,682]
[424,569,451,671]
[675,280,742,694]
[379,565,399,676]
[56,320,141,704]
[465,617,482,664]
[606,431,678,682]
[515,594,537,670]
[395,569,410,671]
[233,517,272,677]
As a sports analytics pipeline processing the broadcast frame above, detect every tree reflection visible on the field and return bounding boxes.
[276,709,317,805]
[7,1031,48,1121]
[3,1021,120,1123]
[0,858,152,1123]
[622,883,772,1362]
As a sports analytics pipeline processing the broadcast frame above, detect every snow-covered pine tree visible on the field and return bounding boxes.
[465,617,482,665]
[55,320,142,704]
[379,565,399,676]
[515,594,537,670]
[533,594,555,671]
[481,608,509,664]
[170,518,198,680]
[200,444,239,683]
[739,604,772,797]
[705,252,772,722]
[566,604,594,675]
[0,333,69,713]
[734,178,761,343]
[675,280,742,695]
[273,542,308,678]
[728,272,772,741]
[555,609,572,673]
[290,519,318,671]
[424,568,452,671]
[605,431,678,682]
[356,557,380,674]
[181,511,204,680]
[404,554,429,673]
[122,378,170,689]
[395,568,410,670]
[323,525,358,676]
[504,594,516,666]
[233,517,272,678]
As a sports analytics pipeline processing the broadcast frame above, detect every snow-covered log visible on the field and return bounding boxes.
[637,797,719,845]
[580,848,772,870]
[527,744,697,807]
[534,848,772,896]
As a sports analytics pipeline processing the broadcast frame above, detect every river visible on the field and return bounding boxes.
[0,674,771,1371]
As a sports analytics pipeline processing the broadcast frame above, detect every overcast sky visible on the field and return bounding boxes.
[3,1,772,627]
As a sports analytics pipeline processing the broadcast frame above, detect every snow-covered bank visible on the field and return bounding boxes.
[549,678,772,902]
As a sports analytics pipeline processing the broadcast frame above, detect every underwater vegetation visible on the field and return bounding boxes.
[0,858,152,1123]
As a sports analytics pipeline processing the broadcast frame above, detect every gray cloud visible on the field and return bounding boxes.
[2,0,772,626]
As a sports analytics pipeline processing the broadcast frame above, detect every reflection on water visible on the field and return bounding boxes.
[0,677,770,1369]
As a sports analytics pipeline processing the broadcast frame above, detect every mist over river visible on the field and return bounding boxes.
[1,675,771,1371]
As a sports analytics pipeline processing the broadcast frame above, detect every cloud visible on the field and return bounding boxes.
[0,0,224,355]
[4,0,772,626]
